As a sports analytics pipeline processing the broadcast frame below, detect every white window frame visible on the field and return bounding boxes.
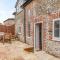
[53,18,60,41]
[17,19,22,35]
[27,10,31,37]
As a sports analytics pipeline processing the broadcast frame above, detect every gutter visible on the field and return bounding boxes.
[24,8,26,43]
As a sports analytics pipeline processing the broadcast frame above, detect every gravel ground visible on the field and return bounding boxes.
[34,51,60,60]
[0,41,36,60]
[0,41,60,60]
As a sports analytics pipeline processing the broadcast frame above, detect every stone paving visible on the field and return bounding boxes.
[0,41,60,60]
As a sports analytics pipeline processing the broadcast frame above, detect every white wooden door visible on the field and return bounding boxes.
[35,24,40,50]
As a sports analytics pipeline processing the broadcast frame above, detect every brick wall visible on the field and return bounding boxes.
[25,1,34,46]
[24,0,60,57]
[45,12,60,57]
[15,10,25,42]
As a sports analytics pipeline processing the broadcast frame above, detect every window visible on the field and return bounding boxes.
[53,18,60,41]
[48,0,57,3]
[28,20,30,37]
[16,19,21,34]
[28,10,30,37]
[18,26,21,33]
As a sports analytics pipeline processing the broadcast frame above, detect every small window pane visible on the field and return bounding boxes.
[54,21,59,28]
[18,26,21,33]
[54,28,59,37]
[54,21,59,37]
[28,10,31,37]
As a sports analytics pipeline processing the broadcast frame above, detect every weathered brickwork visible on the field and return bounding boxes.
[34,0,60,16]
[25,1,34,45]
[15,10,25,42]
[24,0,60,57]
[15,0,60,57]
[46,12,60,57]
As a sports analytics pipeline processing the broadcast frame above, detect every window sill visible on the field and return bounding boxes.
[18,33,22,35]
[28,37,31,38]
[26,36,31,38]
[52,37,60,41]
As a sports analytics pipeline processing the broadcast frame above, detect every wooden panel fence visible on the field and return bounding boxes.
[0,24,15,35]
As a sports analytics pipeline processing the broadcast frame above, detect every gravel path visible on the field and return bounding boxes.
[0,41,35,60]
[0,41,59,60]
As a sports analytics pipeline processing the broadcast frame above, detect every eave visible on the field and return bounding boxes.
[21,0,32,8]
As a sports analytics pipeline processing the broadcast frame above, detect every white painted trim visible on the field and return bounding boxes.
[18,33,22,35]
[52,18,60,41]
[34,21,43,52]
[26,36,31,38]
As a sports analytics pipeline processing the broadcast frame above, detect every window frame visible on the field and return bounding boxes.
[17,19,22,35]
[53,18,60,41]
[27,10,31,37]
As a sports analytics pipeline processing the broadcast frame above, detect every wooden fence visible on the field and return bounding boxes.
[0,24,15,35]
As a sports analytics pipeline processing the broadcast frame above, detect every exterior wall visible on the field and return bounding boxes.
[25,1,35,46]
[15,0,60,57]
[25,0,60,57]
[34,0,60,16]
[34,0,60,57]
[15,10,25,42]
[45,12,60,57]
[25,0,47,47]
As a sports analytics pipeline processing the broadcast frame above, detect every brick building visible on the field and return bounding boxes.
[15,0,60,57]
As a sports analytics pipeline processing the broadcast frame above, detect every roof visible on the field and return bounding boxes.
[21,0,32,8]
[13,12,16,15]
[15,0,32,8]
[15,0,19,8]
[4,18,15,22]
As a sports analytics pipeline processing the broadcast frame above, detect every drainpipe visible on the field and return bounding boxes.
[24,8,26,43]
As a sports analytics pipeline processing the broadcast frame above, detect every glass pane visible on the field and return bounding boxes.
[54,28,59,37]
[59,28,60,37]
[54,21,59,28]
[28,21,30,37]
[54,21,59,37]
[59,21,60,37]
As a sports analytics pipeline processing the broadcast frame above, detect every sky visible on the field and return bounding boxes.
[0,0,17,23]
